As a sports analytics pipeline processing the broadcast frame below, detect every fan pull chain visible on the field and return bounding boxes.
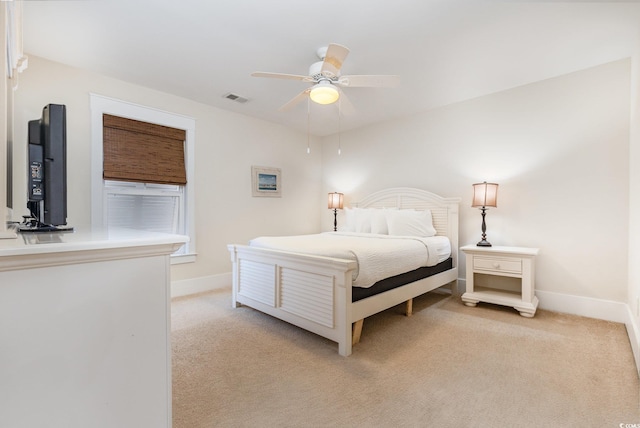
[306,97,311,154]
[337,98,342,155]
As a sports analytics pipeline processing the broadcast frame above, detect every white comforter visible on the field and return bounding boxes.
[249,232,451,288]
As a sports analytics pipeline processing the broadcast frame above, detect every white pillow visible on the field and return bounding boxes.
[370,209,389,234]
[354,208,372,233]
[340,207,357,232]
[339,208,390,234]
[387,209,437,237]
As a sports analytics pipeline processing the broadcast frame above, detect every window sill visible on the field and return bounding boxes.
[171,252,197,265]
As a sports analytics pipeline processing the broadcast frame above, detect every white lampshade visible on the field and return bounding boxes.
[328,192,344,209]
[310,82,339,105]
[472,182,498,208]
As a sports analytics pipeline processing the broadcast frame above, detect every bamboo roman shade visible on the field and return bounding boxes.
[103,114,187,185]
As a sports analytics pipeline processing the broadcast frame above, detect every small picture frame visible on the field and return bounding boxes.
[251,166,281,197]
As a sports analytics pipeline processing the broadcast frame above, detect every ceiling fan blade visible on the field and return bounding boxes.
[337,74,400,88]
[321,43,350,78]
[252,71,313,82]
[278,89,311,112]
[336,88,355,116]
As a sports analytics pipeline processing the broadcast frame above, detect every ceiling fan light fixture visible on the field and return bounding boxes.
[309,81,339,105]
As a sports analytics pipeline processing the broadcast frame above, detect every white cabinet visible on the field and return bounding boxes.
[0,228,187,428]
[460,245,539,317]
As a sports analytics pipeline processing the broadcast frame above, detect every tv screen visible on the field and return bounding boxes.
[23,104,71,232]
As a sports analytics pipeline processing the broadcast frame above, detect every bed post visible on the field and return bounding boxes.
[227,244,241,308]
[447,199,460,296]
[337,269,353,357]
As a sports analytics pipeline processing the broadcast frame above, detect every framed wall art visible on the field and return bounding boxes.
[251,166,281,197]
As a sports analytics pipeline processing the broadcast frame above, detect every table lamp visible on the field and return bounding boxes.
[472,182,498,247]
[328,192,344,232]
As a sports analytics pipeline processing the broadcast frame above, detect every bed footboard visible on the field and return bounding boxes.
[228,244,358,356]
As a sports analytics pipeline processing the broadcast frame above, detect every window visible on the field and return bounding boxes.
[90,94,196,263]
[104,181,183,234]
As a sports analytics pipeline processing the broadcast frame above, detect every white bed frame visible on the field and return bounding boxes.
[227,188,460,356]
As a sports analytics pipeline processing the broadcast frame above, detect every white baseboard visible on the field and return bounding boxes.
[535,289,627,323]
[171,272,231,298]
[624,305,640,377]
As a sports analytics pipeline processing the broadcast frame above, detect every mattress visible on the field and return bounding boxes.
[352,258,453,302]
[249,232,451,288]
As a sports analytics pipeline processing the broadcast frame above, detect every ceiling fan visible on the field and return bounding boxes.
[252,43,400,112]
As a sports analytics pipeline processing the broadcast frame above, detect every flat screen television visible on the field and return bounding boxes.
[20,104,72,232]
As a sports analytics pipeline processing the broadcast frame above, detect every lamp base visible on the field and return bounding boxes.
[476,239,492,247]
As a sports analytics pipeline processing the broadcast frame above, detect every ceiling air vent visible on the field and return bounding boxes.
[223,93,248,103]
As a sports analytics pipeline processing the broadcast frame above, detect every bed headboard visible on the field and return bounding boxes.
[354,187,461,267]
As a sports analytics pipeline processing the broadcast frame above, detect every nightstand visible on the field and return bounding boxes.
[460,245,539,317]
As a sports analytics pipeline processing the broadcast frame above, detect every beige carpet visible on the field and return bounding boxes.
[172,288,639,428]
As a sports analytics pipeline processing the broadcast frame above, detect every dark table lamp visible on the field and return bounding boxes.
[328,192,344,232]
[472,182,498,247]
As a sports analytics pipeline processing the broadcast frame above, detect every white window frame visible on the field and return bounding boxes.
[90,94,196,263]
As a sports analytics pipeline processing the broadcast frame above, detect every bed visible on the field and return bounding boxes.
[227,187,460,356]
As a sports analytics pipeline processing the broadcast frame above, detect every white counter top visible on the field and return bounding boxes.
[0,226,188,271]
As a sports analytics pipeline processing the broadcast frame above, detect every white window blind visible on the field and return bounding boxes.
[104,182,186,254]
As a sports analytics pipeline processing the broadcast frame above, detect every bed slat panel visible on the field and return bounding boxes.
[430,208,448,236]
[361,196,397,209]
[238,259,276,307]
[399,197,435,210]
[280,267,334,328]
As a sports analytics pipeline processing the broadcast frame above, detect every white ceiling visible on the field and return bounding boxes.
[21,0,640,137]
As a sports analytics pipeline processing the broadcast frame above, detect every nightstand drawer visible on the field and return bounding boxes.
[473,256,522,274]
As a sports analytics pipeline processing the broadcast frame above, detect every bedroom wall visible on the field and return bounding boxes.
[0,6,7,233]
[9,56,632,313]
[321,59,630,305]
[11,55,323,285]
[628,40,640,372]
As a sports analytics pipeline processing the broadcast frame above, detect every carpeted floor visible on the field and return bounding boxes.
[172,288,639,428]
